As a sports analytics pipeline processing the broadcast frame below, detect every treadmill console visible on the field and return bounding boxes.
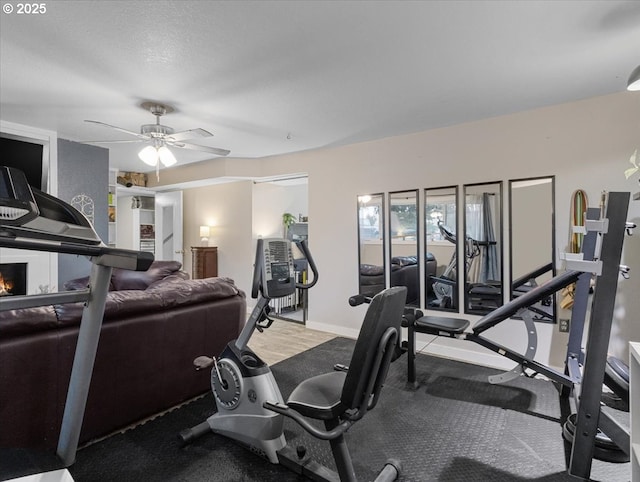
[0,165,101,245]
[0,166,39,226]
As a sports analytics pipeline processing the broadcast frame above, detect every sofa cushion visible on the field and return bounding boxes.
[110,260,184,291]
[147,276,244,307]
[53,276,244,326]
[0,306,59,338]
[63,260,187,292]
[391,256,418,267]
[54,290,167,325]
[63,276,113,291]
[360,264,384,276]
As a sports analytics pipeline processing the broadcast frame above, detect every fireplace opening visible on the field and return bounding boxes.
[0,263,27,296]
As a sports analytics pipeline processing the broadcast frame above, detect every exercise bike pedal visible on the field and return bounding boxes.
[193,355,214,371]
[178,421,211,446]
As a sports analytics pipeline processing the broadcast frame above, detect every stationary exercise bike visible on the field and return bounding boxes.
[180,238,405,482]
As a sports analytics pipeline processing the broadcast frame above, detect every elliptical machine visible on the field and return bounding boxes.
[180,238,404,482]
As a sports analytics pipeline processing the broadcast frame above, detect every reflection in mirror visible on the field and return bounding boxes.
[389,190,420,307]
[358,193,385,297]
[425,186,458,312]
[509,176,555,322]
[464,182,503,315]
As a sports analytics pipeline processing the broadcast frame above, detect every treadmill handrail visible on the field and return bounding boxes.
[472,270,581,334]
[0,236,154,271]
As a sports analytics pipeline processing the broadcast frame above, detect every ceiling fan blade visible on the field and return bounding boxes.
[83,139,144,144]
[84,120,148,140]
[168,128,213,142]
[167,140,230,157]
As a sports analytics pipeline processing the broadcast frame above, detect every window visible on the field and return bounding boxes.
[390,195,418,240]
[358,195,383,241]
[426,195,456,242]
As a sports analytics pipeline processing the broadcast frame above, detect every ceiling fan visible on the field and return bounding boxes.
[85,102,230,178]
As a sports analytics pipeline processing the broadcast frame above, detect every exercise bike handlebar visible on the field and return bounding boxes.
[294,239,319,290]
[349,293,372,306]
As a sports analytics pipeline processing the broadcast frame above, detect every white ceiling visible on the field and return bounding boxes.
[1,1,639,174]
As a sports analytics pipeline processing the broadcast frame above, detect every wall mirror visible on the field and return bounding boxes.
[389,190,420,306]
[463,181,503,315]
[424,186,458,312]
[358,193,386,297]
[509,176,556,322]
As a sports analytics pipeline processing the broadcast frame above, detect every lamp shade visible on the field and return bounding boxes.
[138,145,159,166]
[628,65,640,91]
[199,226,210,238]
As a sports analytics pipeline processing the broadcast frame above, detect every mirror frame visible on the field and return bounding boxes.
[424,185,459,312]
[463,181,504,315]
[357,193,386,297]
[388,189,420,307]
[508,175,556,323]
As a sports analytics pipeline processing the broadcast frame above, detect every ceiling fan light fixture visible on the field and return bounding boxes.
[158,145,177,167]
[628,65,640,91]
[138,145,159,166]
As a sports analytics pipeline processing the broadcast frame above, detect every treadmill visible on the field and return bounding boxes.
[0,166,154,478]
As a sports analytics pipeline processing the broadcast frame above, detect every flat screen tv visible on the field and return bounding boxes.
[0,136,46,191]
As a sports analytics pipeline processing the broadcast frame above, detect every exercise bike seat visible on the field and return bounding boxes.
[414,315,470,336]
[287,371,348,420]
[264,287,407,481]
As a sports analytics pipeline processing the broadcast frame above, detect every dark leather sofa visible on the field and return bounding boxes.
[360,254,437,304]
[0,261,246,450]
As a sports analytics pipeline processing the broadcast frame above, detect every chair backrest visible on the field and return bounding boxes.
[341,286,407,411]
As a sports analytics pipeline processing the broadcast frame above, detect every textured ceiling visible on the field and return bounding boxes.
[1,0,639,174]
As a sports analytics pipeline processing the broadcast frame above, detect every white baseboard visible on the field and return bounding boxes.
[306,320,359,340]
[419,340,518,371]
[307,320,518,371]
[289,317,568,377]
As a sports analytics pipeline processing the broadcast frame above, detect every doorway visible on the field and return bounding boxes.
[155,191,184,264]
[252,176,308,323]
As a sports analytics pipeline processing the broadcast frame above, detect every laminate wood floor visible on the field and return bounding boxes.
[247,318,336,365]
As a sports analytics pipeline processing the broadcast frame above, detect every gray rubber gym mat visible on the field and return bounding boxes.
[59,337,629,482]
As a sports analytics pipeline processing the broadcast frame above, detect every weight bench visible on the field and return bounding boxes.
[405,269,581,389]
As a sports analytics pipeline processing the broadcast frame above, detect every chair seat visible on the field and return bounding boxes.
[287,371,347,420]
[415,315,470,335]
[469,284,502,298]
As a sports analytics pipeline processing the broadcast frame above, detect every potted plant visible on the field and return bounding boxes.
[282,212,296,237]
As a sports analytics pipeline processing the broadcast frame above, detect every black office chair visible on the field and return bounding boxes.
[264,286,407,482]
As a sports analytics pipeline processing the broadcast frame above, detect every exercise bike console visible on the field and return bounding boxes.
[252,237,317,299]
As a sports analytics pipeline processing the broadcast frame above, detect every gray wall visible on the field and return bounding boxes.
[57,138,109,286]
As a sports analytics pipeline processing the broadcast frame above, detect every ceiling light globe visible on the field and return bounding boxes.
[138,145,159,166]
[158,146,177,166]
